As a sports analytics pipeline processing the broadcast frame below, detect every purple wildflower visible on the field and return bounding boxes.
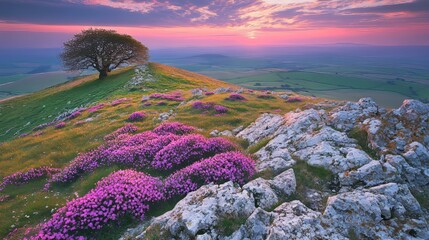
[104,124,139,141]
[286,96,303,102]
[111,98,131,106]
[152,122,196,135]
[36,170,164,239]
[214,105,228,114]
[164,151,255,198]
[87,104,105,113]
[0,167,60,192]
[152,134,235,170]
[54,122,66,129]
[225,93,247,101]
[127,111,146,122]
[149,92,184,102]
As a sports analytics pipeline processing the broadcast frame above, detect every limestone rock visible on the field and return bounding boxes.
[236,113,284,145]
[265,201,328,240]
[135,182,256,239]
[322,183,428,239]
[339,160,398,188]
[328,97,379,131]
[192,88,204,96]
[243,178,278,210]
[268,169,296,196]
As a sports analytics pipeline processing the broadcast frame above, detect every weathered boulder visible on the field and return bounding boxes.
[403,142,429,168]
[339,160,398,188]
[328,97,379,131]
[243,178,279,210]
[293,127,372,173]
[322,183,428,239]
[130,182,256,239]
[236,113,284,145]
[251,109,326,173]
[268,169,296,197]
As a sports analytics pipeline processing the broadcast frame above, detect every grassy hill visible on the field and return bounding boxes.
[0,63,322,239]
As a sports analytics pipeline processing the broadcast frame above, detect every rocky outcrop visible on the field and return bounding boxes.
[121,98,429,240]
[123,182,427,240]
[126,65,155,88]
[322,183,428,239]
[236,113,284,145]
[327,97,380,131]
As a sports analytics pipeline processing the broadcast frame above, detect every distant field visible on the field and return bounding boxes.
[161,52,429,108]
[0,71,80,99]
[223,70,429,107]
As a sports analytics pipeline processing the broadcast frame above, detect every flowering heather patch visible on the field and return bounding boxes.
[192,101,215,110]
[49,131,160,184]
[32,131,45,137]
[104,124,138,141]
[0,167,60,191]
[204,91,214,96]
[105,134,180,168]
[286,96,304,102]
[153,122,196,136]
[111,98,131,106]
[214,105,228,114]
[54,122,66,129]
[192,101,228,114]
[33,119,255,238]
[127,111,146,122]
[149,92,184,102]
[143,101,152,106]
[164,151,255,197]
[225,93,247,101]
[37,150,254,238]
[19,133,30,138]
[87,103,105,113]
[156,101,167,106]
[36,170,164,239]
[152,134,236,170]
[67,110,82,120]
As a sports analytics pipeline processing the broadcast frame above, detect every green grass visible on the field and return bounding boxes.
[225,70,429,106]
[287,160,335,209]
[247,137,272,154]
[217,214,248,236]
[0,68,134,142]
[348,127,378,159]
[0,63,325,239]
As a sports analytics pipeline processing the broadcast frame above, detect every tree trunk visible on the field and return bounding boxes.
[99,68,108,79]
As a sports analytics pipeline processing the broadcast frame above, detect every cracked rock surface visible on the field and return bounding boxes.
[121,98,429,240]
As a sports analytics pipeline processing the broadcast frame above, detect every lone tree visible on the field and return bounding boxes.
[61,29,148,79]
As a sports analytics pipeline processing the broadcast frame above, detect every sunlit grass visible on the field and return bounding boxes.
[0,62,325,238]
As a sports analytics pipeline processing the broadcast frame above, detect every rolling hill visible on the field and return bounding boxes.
[0,64,428,239]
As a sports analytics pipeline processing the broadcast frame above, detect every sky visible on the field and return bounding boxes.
[0,0,429,49]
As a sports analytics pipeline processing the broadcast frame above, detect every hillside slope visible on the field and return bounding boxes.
[0,63,320,239]
[1,64,428,239]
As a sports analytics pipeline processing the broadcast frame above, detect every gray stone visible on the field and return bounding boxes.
[268,169,296,196]
[243,178,278,210]
[237,113,284,145]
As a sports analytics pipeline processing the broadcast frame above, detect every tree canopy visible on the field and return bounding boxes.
[61,29,148,79]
